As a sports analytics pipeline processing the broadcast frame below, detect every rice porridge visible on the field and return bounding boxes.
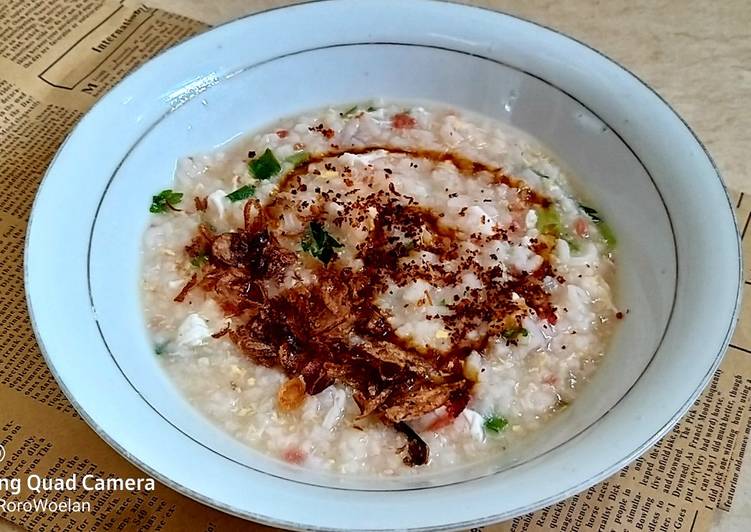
[141,103,620,474]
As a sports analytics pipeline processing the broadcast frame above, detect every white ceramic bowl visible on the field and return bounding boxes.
[25,1,741,530]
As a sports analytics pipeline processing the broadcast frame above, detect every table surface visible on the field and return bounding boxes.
[4,1,750,531]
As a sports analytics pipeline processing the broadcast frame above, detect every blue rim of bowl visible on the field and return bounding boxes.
[24,0,743,530]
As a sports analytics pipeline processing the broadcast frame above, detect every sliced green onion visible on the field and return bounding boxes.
[564,236,581,253]
[226,185,255,202]
[579,204,602,223]
[154,342,168,356]
[484,415,509,433]
[501,326,528,341]
[531,169,551,179]
[579,204,616,248]
[285,151,310,167]
[536,206,562,235]
[301,221,343,264]
[248,148,281,180]
[190,254,208,268]
[599,222,617,248]
[149,189,183,213]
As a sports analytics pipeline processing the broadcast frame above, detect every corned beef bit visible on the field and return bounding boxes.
[173,144,561,465]
[193,196,208,212]
[308,123,335,139]
[281,447,306,465]
[392,112,417,129]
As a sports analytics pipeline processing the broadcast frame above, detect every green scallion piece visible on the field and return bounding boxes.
[536,206,562,236]
[580,204,616,248]
[285,151,310,168]
[484,415,509,433]
[190,254,208,268]
[531,168,551,179]
[226,184,255,202]
[154,342,168,356]
[599,222,617,248]
[149,189,183,213]
[301,221,343,264]
[580,204,602,223]
[248,148,281,180]
[501,327,528,341]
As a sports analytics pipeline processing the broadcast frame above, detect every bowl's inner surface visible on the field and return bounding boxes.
[88,44,676,489]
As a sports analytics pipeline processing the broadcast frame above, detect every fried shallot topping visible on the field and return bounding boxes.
[278,375,307,412]
[177,145,560,466]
